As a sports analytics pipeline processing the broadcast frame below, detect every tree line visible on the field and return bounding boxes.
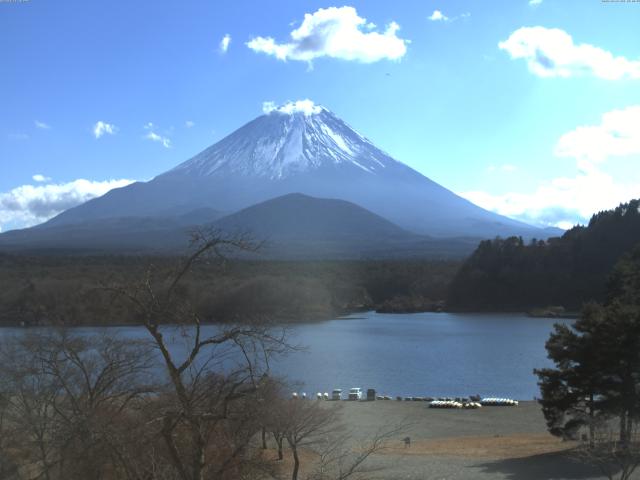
[448,199,640,311]
[0,253,459,327]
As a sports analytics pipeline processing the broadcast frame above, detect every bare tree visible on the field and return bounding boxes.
[107,230,291,480]
[0,330,155,479]
[264,395,410,480]
[281,400,343,480]
[260,378,294,461]
[0,338,60,479]
[308,422,410,480]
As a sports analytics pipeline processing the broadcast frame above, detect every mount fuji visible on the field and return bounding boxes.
[1,101,555,255]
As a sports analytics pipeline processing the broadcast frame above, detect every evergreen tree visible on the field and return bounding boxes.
[534,303,608,440]
[449,199,640,311]
[535,245,640,444]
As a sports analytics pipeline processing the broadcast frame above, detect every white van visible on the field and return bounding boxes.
[348,387,362,400]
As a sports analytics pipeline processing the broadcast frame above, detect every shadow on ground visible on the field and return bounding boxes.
[473,450,605,480]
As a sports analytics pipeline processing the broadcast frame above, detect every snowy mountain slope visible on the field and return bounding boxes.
[38,102,545,239]
[167,106,399,179]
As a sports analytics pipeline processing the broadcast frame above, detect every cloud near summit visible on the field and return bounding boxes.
[262,99,323,116]
[247,6,408,64]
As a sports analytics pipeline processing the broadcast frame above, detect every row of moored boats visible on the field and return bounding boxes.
[292,390,519,408]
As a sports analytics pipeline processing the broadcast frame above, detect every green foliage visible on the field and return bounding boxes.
[607,246,640,306]
[535,245,640,443]
[534,303,610,439]
[448,199,640,311]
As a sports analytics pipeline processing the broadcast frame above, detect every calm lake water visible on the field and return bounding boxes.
[0,311,570,400]
[272,312,570,400]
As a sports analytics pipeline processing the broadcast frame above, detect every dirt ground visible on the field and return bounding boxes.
[271,400,635,480]
[382,433,574,460]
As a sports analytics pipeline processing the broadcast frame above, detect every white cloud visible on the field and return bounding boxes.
[262,102,277,114]
[143,123,172,148]
[219,34,231,53]
[529,0,543,6]
[262,99,324,116]
[499,27,640,79]
[34,120,51,130]
[185,120,195,128]
[428,10,448,22]
[32,174,51,183]
[93,121,117,138]
[554,105,640,164]
[428,10,470,23]
[462,168,637,230]
[460,106,640,229]
[0,178,134,232]
[247,6,408,64]
[145,131,172,148]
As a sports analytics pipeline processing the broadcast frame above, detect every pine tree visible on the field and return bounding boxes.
[535,245,640,444]
[534,303,607,440]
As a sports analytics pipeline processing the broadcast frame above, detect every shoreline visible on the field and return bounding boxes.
[0,308,579,329]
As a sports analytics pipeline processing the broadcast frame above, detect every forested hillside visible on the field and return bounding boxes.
[448,199,640,311]
[0,255,459,326]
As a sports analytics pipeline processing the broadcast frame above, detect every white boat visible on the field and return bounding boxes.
[480,397,518,406]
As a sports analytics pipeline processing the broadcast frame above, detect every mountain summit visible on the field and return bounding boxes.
[40,100,545,239]
[167,101,401,180]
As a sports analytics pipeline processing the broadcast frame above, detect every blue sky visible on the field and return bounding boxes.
[1,0,639,231]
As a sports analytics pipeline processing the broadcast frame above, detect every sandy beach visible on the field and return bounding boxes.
[278,400,620,480]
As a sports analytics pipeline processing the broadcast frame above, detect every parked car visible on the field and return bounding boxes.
[366,389,376,401]
[331,389,343,401]
[348,387,362,401]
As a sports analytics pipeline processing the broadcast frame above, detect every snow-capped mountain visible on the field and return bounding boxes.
[168,103,399,179]
[41,101,544,239]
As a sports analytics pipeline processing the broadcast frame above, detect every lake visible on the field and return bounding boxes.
[0,311,569,400]
[271,311,570,400]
